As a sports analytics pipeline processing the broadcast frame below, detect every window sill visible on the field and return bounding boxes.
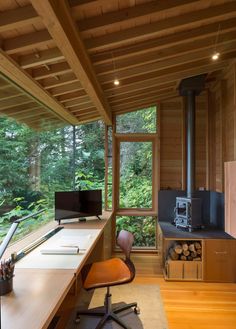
[2,220,58,260]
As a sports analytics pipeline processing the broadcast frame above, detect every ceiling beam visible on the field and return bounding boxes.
[31,0,112,125]
[95,30,236,75]
[41,73,78,89]
[91,18,236,64]
[104,60,229,98]
[0,49,78,125]
[3,30,54,55]
[103,51,236,92]
[49,81,83,97]
[20,48,64,69]
[98,41,236,84]
[85,2,236,52]
[76,0,197,33]
[0,5,40,33]
[31,62,72,81]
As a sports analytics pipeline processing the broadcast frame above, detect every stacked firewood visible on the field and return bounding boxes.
[168,241,202,261]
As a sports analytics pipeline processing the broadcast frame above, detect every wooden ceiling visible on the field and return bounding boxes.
[1,0,236,129]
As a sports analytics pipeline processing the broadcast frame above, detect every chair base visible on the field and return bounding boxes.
[75,288,139,329]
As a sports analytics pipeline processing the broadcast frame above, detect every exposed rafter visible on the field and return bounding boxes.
[0,49,78,125]
[31,0,112,125]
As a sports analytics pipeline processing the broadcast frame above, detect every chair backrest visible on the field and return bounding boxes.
[116,230,134,260]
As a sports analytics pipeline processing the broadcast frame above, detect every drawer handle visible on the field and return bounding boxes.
[214,251,227,255]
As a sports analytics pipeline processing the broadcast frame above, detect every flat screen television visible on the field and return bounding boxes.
[55,190,102,224]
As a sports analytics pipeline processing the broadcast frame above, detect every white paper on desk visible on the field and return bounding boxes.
[58,235,91,250]
[40,246,79,255]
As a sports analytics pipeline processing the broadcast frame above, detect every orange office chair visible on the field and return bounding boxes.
[75,230,140,329]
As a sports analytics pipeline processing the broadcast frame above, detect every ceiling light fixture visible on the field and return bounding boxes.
[112,51,120,86]
[212,52,220,61]
[211,24,221,61]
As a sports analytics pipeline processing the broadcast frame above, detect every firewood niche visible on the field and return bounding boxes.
[165,239,203,281]
[168,241,202,261]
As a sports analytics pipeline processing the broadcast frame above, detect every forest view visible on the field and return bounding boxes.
[0,106,157,247]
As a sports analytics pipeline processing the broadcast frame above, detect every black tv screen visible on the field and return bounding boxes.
[55,190,102,223]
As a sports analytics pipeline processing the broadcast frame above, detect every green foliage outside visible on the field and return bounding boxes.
[0,106,157,248]
[0,117,105,244]
[116,106,156,133]
[116,216,156,247]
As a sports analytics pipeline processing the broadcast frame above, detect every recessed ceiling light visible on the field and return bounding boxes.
[114,79,120,86]
[212,52,220,61]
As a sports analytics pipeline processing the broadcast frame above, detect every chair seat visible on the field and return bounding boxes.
[84,258,132,290]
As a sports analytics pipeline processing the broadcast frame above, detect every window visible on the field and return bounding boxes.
[0,117,105,244]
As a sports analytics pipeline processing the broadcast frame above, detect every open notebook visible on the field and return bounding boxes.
[40,234,91,255]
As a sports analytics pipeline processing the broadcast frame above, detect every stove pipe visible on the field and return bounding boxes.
[179,75,206,197]
[186,90,195,198]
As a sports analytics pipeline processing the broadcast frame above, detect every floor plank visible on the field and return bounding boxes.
[54,253,236,329]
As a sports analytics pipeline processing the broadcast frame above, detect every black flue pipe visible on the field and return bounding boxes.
[186,90,195,198]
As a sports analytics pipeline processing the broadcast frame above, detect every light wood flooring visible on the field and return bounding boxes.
[55,253,236,329]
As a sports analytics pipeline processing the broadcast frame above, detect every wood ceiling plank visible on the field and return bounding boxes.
[68,101,94,111]
[76,115,101,125]
[3,30,54,55]
[49,81,83,96]
[108,82,176,103]
[0,49,78,125]
[104,61,229,98]
[20,48,64,69]
[31,0,112,125]
[91,18,236,64]
[98,41,236,83]
[76,0,197,33]
[95,30,236,75]
[0,5,40,33]
[31,62,72,80]
[0,95,32,110]
[41,73,78,89]
[0,88,22,100]
[111,95,166,112]
[0,103,40,116]
[112,93,178,114]
[57,90,87,103]
[103,51,235,92]
[85,2,236,52]
[63,95,91,108]
[12,109,49,120]
[109,88,175,106]
[71,107,97,116]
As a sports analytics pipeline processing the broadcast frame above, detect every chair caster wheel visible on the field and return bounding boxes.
[134,306,140,314]
[74,316,80,324]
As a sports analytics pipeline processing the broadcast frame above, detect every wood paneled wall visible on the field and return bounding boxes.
[159,62,236,193]
[209,63,236,192]
[159,97,183,190]
[159,93,207,191]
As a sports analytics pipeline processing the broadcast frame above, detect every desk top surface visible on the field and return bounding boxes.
[15,228,101,270]
[1,211,112,329]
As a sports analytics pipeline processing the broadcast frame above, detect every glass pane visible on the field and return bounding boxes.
[0,117,105,244]
[116,216,156,248]
[116,106,156,133]
[106,126,113,209]
[119,142,152,208]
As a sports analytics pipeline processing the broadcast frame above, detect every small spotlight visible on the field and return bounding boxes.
[212,52,220,61]
[114,79,120,86]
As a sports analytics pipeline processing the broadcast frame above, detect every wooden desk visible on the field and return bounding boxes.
[1,212,112,329]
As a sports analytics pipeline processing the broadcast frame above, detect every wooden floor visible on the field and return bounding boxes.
[133,254,236,329]
[55,253,236,329]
